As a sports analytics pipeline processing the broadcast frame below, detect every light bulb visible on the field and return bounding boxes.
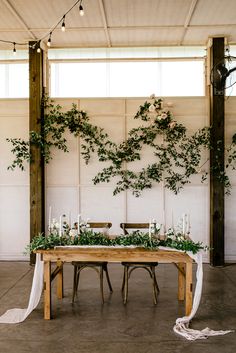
[79,4,84,16]
[61,16,66,32]
[37,47,41,53]
[47,33,52,47]
[13,42,16,55]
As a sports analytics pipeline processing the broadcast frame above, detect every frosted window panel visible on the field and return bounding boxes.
[225,58,236,96]
[48,47,205,60]
[226,84,236,96]
[0,50,28,60]
[161,61,204,96]
[0,65,6,96]
[48,48,108,60]
[50,60,205,97]
[50,63,107,97]
[8,64,29,97]
[109,62,158,97]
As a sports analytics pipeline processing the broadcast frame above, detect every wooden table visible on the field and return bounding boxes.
[37,247,193,320]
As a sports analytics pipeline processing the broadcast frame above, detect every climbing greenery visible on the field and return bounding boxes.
[7,96,236,195]
[93,99,213,195]
[7,96,115,171]
[26,230,206,255]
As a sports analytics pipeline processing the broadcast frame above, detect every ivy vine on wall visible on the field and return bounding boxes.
[7,96,115,170]
[6,95,236,196]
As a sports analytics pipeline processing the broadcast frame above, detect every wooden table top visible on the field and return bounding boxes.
[36,246,193,263]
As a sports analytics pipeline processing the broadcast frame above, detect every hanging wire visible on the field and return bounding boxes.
[0,0,84,51]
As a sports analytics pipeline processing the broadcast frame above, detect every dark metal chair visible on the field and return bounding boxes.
[120,223,160,305]
[72,222,113,303]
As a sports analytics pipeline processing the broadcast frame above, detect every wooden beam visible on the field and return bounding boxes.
[179,0,199,45]
[209,37,225,266]
[29,41,45,265]
[98,0,111,47]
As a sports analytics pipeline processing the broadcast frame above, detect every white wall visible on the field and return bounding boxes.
[0,99,29,260]
[2,96,236,262]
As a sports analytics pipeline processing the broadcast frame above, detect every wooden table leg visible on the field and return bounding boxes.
[44,261,52,320]
[56,261,64,299]
[185,261,193,316]
[177,263,185,301]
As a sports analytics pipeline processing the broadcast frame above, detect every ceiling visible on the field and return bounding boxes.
[0,0,236,50]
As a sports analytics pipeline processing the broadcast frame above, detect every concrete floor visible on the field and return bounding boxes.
[0,262,235,353]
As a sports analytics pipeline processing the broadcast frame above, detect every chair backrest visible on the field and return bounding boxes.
[88,222,112,229]
[120,223,149,235]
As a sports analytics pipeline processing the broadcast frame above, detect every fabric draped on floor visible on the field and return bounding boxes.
[0,250,233,340]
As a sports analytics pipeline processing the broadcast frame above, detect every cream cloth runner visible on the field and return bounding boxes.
[0,249,233,340]
[167,249,233,340]
[0,253,43,323]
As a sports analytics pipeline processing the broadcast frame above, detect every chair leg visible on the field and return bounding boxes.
[153,271,160,293]
[103,264,113,292]
[151,266,158,305]
[100,266,105,304]
[121,268,125,292]
[72,266,78,303]
[123,266,129,304]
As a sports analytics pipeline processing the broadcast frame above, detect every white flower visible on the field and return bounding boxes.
[166,229,176,240]
[51,218,60,229]
[161,112,167,119]
[149,104,156,112]
[169,121,176,129]
[155,222,161,230]
[69,229,77,237]
[150,93,155,99]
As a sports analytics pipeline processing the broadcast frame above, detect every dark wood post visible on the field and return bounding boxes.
[29,41,45,264]
[209,37,225,266]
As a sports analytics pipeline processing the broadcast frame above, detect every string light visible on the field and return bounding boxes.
[0,0,85,52]
[61,15,66,32]
[47,32,52,47]
[79,0,84,16]
[13,42,16,55]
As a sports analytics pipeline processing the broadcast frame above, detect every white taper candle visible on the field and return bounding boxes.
[48,206,52,233]
[59,215,62,237]
[182,213,186,235]
[77,214,81,235]
[171,210,174,229]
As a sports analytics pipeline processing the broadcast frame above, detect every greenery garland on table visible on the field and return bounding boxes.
[6,95,236,195]
[26,230,207,255]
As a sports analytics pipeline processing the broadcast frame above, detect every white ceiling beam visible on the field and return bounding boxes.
[179,0,199,45]
[1,23,236,34]
[98,0,111,47]
[2,0,36,40]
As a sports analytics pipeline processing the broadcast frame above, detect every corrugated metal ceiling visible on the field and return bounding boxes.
[0,0,235,49]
